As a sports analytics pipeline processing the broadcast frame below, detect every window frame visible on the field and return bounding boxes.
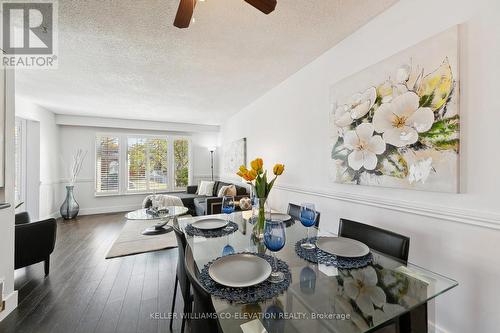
[94,133,192,196]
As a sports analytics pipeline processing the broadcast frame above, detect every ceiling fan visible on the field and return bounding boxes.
[174,0,277,29]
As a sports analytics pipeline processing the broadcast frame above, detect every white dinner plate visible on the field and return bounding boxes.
[265,213,292,222]
[316,237,370,258]
[191,218,229,230]
[209,254,272,288]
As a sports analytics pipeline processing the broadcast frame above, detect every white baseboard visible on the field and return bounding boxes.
[47,210,60,219]
[429,321,448,333]
[77,204,142,216]
[0,291,18,321]
[48,204,142,219]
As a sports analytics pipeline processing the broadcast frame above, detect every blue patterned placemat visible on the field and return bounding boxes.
[199,252,292,304]
[185,221,239,238]
[295,237,373,269]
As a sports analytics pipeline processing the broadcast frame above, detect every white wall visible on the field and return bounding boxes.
[57,124,219,215]
[0,70,17,321]
[16,98,60,219]
[220,1,500,332]
[12,106,220,217]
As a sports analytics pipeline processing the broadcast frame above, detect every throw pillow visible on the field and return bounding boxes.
[217,184,237,197]
[143,197,153,209]
[239,197,252,210]
[197,181,215,196]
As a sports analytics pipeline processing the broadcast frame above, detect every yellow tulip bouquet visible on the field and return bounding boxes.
[237,158,285,239]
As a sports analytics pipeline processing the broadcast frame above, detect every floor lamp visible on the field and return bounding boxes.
[208,147,216,181]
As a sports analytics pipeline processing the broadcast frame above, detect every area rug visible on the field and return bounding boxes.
[106,219,180,259]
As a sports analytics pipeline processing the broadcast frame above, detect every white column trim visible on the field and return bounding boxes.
[0,291,18,322]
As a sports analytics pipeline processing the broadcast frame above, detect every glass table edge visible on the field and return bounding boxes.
[364,280,458,333]
[181,212,460,333]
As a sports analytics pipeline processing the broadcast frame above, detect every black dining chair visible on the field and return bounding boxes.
[338,218,409,262]
[287,203,321,228]
[338,219,427,333]
[184,245,221,333]
[170,225,193,333]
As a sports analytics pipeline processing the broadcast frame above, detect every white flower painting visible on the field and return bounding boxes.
[223,138,247,175]
[330,27,459,192]
[343,123,386,171]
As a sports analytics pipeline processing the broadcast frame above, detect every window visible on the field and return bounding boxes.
[95,134,190,195]
[127,137,168,192]
[96,136,120,193]
[148,138,169,191]
[174,139,189,189]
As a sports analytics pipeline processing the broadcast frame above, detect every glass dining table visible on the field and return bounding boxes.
[177,212,458,333]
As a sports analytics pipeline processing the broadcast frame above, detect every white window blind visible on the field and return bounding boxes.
[127,137,168,192]
[95,134,190,194]
[96,136,120,193]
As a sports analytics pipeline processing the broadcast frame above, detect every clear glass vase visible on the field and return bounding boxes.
[252,197,267,240]
[60,185,80,220]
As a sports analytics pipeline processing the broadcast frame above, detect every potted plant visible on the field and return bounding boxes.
[237,158,284,239]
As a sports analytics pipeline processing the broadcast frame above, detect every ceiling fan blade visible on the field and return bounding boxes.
[244,0,277,14]
[174,0,196,28]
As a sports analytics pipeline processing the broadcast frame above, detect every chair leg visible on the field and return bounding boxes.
[44,257,50,276]
[398,312,410,332]
[170,275,178,331]
[410,303,428,333]
[181,316,186,333]
[397,303,428,333]
[181,296,192,333]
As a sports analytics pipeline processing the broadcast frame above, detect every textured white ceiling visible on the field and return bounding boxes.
[16,0,397,125]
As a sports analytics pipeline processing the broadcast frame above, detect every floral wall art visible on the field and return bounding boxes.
[223,137,247,176]
[329,27,459,192]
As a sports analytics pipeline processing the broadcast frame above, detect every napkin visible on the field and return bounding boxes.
[240,319,267,333]
[318,264,339,277]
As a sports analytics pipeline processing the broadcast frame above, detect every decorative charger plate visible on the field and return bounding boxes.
[191,218,229,230]
[316,237,370,258]
[208,253,272,288]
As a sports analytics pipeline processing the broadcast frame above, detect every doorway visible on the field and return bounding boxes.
[14,117,40,220]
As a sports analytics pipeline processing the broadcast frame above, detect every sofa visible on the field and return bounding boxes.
[160,181,248,216]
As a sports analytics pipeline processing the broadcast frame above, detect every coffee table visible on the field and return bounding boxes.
[125,206,189,235]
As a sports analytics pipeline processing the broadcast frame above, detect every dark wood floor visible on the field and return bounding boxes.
[0,212,184,333]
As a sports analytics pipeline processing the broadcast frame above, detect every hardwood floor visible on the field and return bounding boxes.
[0,213,184,333]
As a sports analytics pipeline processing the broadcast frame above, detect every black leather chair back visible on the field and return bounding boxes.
[184,246,220,333]
[15,211,31,225]
[15,217,57,269]
[173,225,191,302]
[287,203,321,228]
[338,218,410,263]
